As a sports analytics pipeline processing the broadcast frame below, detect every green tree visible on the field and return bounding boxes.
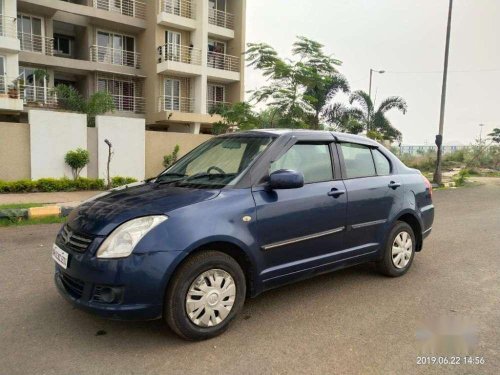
[65,148,90,180]
[488,128,500,144]
[246,36,346,129]
[209,102,260,135]
[55,84,115,127]
[163,145,180,168]
[336,90,407,142]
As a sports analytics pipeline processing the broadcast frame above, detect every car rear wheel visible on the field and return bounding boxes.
[164,250,246,340]
[377,221,416,277]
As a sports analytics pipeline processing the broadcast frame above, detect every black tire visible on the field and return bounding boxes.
[164,250,246,341]
[376,221,416,277]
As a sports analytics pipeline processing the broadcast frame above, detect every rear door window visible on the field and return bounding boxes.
[340,143,376,179]
[372,149,391,176]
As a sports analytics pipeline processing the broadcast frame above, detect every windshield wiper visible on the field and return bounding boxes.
[183,172,235,182]
[155,173,187,183]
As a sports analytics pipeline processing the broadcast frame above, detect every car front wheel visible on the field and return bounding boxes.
[164,250,246,340]
[377,221,416,277]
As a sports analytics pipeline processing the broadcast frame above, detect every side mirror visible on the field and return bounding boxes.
[269,169,304,190]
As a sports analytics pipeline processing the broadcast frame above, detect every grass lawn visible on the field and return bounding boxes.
[0,203,45,210]
[0,216,67,227]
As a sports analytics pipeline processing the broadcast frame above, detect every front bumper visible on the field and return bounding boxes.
[53,242,183,321]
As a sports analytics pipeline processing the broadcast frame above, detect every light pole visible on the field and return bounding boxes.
[368,69,385,130]
[369,69,385,99]
[479,123,485,143]
[433,0,453,186]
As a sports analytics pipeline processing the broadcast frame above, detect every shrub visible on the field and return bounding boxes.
[111,177,138,188]
[0,178,106,193]
[453,169,469,187]
[163,145,180,169]
[65,148,90,180]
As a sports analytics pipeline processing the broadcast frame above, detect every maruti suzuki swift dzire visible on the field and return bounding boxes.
[53,130,434,340]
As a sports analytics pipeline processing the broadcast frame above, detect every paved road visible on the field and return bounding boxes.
[1,181,499,375]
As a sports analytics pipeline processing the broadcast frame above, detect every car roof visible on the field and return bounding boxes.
[229,129,381,147]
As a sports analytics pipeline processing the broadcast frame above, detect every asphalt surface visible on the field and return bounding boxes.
[1,180,499,375]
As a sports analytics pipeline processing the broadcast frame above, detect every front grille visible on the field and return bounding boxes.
[60,273,84,299]
[57,225,94,253]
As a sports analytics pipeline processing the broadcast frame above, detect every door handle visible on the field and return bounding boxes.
[388,181,401,189]
[328,188,346,198]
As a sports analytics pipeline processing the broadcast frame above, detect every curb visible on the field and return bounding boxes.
[0,205,75,220]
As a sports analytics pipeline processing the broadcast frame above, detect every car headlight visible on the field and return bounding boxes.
[97,216,168,259]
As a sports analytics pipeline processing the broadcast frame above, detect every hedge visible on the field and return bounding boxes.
[0,177,138,193]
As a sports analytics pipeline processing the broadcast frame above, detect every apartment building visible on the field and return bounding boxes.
[0,0,246,134]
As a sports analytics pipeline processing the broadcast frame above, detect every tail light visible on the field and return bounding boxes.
[422,175,433,198]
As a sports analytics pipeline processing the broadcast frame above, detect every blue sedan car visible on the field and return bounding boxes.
[53,130,434,340]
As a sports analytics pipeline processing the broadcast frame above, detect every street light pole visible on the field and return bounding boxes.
[433,0,454,185]
[368,69,385,130]
[368,69,385,100]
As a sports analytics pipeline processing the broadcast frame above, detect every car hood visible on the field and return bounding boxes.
[67,182,220,236]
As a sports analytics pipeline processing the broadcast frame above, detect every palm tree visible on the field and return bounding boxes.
[335,90,407,142]
[302,73,350,130]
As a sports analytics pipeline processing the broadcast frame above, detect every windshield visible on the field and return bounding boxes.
[155,135,274,188]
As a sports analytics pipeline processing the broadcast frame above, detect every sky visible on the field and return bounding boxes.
[244,0,500,145]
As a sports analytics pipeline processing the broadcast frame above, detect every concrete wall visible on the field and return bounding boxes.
[29,110,87,180]
[96,116,146,180]
[87,127,98,179]
[0,122,30,180]
[145,131,212,178]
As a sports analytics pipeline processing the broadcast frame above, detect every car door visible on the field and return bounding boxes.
[252,142,347,288]
[338,142,403,254]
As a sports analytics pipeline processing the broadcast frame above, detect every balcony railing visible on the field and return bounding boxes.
[208,8,234,30]
[207,100,231,112]
[157,43,202,65]
[111,94,145,114]
[161,0,195,19]
[20,85,59,108]
[18,33,54,55]
[158,96,194,113]
[93,0,146,19]
[90,45,141,68]
[0,16,17,39]
[207,51,240,72]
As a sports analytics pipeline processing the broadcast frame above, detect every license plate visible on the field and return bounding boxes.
[52,244,69,269]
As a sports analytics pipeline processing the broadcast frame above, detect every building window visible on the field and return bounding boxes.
[97,76,136,112]
[54,34,73,57]
[19,66,48,103]
[164,78,181,111]
[207,84,225,109]
[17,14,43,53]
[96,31,135,67]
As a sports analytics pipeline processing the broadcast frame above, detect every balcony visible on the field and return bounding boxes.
[0,16,17,39]
[90,45,141,69]
[207,52,241,82]
[207,52,240,72]
[19,85,60,109]
[158,96,194,113]
[93,0,146,19]
[111,94,145,114]
[0,16,20,52]
[208,9,235,29]
[207,100,230,113]
[18,33,54,56]
[158,0,196,30]
[157,44,202,76]
[0,75,24,111]
[161,0,195,19]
